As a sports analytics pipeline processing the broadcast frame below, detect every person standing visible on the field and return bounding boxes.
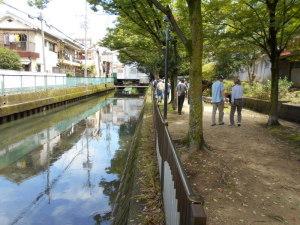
[211,75,225,126]
[176,79,187,115]
[230,79,243,126]
[156,79,165,103]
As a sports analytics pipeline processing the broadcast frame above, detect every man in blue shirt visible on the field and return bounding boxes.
[211,75,225,126]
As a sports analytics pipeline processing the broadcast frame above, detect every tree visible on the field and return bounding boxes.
[148,0,205,150]
[0,47,22,70]
[206,0,300,125]
[101,17,164,77]
[27,0,49,9]
[91,0,205,150]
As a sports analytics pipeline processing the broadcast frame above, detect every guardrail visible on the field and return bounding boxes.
[153,94,207,225]
[0,75,114,95]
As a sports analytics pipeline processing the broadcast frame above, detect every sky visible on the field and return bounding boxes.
[0,0,117,43]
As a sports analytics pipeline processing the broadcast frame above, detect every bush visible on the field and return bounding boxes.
[243,78,293,100]
[0,47,22,70]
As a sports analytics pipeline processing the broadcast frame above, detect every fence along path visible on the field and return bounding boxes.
[153,94,206,225]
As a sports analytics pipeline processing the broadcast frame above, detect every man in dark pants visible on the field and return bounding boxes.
[176,79,187,115]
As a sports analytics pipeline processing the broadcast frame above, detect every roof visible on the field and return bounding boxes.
[0,11,84,50]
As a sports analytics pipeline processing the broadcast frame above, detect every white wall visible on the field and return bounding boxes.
[237,55,271,82]
[34,34,59,73]
[0,16,32,29]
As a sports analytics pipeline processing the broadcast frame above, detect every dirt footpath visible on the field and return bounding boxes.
[167,102,300,225]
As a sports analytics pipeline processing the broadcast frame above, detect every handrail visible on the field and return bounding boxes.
[155,101,204,203]
[153,92,206,225]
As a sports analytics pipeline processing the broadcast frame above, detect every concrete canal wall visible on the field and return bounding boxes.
[243,97,300,123]
[0,83,114,123]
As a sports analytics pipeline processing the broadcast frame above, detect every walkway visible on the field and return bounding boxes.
[167,101,300,225]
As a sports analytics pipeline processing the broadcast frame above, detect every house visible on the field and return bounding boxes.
[0,11,84,74]
[237,35,300,87]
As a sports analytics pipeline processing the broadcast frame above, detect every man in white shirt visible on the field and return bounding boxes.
[211,75,225,126]
[156,79,165,103]
[230,79,243,126]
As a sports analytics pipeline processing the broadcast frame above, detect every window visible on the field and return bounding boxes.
[48,41,57,52]
[49,42,54,51]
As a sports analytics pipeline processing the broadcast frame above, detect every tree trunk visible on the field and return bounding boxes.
[247,65,252,85]
[187,0,204,150]
[267,0,280,126]
[268,54,280,125]
[171,72,178,109]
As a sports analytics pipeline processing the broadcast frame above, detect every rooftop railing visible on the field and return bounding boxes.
[0,74,114,95]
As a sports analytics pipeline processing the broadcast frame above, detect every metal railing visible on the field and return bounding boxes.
[0,75,114,95]
[1,41,36,52]
[153,94,207,225]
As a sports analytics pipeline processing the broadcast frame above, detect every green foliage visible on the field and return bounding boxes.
[202,62,216,80]
[244,78,293,100]
[87,65,96,76]
[90,0,167,76]
[27,0,49,9]
[77,64,96,76]
[223,80,234,94]
[66,72,73,77]
[0,47,22,70]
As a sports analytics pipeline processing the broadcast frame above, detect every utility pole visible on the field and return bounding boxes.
[38,12,46,73]
[84,1,88,77]
[96,49,101,77]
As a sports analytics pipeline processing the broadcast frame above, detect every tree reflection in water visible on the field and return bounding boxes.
[98,117,138,223]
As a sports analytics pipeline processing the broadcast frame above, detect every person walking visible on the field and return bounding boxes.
[211,75,225,126]
[176,79,187,115]
[167,81,171,101]
[230,79,243,126]
[156,79,164,103]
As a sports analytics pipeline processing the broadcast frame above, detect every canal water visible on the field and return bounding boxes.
[0,93,144,225]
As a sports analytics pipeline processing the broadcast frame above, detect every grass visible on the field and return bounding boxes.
[128,92,165,225]
[268,125,300,152]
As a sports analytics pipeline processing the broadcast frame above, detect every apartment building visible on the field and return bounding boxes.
[0,11,84,75]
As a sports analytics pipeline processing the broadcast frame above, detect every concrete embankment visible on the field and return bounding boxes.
[0,83,114,122]
[243,97,300,123]
[112,91,164,225]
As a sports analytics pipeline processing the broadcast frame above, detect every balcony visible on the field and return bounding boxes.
[1,41,36,52]
[0,41,39,59]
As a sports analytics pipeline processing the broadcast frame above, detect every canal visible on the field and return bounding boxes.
[0,93,144,225]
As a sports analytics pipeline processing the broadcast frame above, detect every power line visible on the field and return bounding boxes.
[1,1,85,48]
[1,1,30,17]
